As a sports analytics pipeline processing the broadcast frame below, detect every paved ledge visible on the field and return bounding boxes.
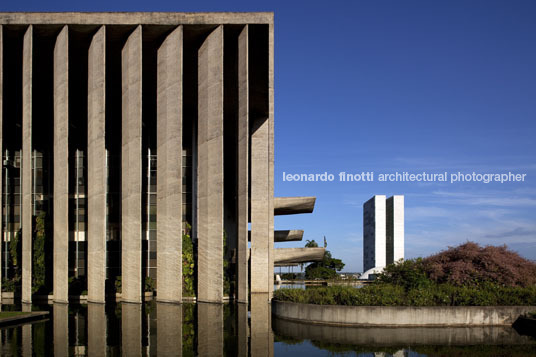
[272,301,536,326]
[0,311,49,328]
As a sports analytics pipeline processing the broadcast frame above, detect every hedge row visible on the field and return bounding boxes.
[273,284,536,306]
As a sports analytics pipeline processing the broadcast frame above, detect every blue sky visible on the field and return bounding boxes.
[3,1,536,272]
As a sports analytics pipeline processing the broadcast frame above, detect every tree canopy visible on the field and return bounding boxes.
[304,239,345,279]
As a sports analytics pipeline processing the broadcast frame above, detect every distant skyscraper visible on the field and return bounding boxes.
[363,195,404,273]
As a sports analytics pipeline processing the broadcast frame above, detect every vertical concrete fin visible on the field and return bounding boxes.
[21,25,33,304]
[0,25,3,302]
[197,25,224,303]
[237,24,249,303]
[156,25,183,303]
[121,25,143,303]
[87,25,107,303]
[268,21,275,298]
[250,26,272,295]
[53,25,69,304]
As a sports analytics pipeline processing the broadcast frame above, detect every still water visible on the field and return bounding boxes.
[0,297,535,356]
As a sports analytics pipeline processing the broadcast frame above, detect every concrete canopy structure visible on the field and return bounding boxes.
[363,195,404,276]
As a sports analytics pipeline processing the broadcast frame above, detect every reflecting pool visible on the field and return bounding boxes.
[1,298,535,356]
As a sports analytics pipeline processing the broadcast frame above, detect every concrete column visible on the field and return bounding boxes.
[250,293,274,356]
[268,22,275,297]
[250,26,274,296]
[250,118,270,295]
[121,26,143,303]
[197,303,223,356]
[157,303,182,356]
[236,25,249,303]
[156,26,183,303]
[197,25,224,303]
[87,26,107,303]
[88,303,107,357]
[0,25,3,302]
[21,25,33,304]
[53,303,69,357]
[122,303,142,356]
[53,25,69,304]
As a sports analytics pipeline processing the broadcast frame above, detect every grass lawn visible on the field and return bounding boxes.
[0,311,31,319]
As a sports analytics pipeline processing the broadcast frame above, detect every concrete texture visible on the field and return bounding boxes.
[250,114,270,294]
[250,293,274,356]
[197,25,224,303]
[87,26,107,303]
[272,301,536,326]
[122,303,142,355]
[21,25,33,304]
[274,196,316,216]
[273,317,536,346]
[0,25,3,302]
[363,195,386,272]
[237,24,249,304]
[53,303,69,357]
[121,26,143,303]
[268,21,275,299]
[197,302,223,356]
[87,303,107,357]
[2,13,276,301]
[156,26,183,304]
[274,230,303,242]
[274,247,325,264]
[249,229,304,242]
[53,25,69,304]
[0,12,273,25]
[157,303,182,355]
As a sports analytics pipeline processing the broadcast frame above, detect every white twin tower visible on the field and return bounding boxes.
[361,195,404,279]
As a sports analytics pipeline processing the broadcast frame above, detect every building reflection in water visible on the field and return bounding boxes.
[237,302,248,357]
[250,294,273,357]
[53,303,68,357]
[9,300,534,356]
[157,303,182,356]
[122,303,142,356]
[87,303,106,357]
[197,302,223,356]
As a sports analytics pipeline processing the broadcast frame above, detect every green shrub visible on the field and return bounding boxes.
[115,276,122,293]
[144,276,156,292]
[273,284,536,306]
[377,258,432,291]
[182,226,195,297]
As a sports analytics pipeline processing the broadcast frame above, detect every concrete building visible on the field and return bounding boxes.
[363,195,404,276]
[0,12,318,305]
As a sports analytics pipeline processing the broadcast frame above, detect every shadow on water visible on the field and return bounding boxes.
[0,298,535,356]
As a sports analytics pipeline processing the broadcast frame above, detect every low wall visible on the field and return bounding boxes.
[272,301,536,326]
